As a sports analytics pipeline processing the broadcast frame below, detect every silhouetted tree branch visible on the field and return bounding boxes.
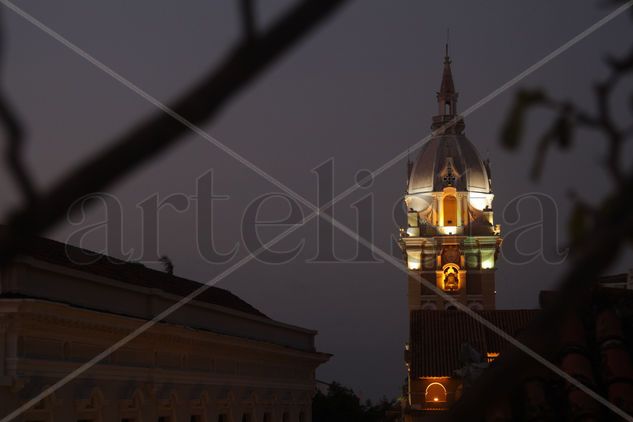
[444,175,633,421]
[239,0,257,42]
[0,9,36,204]
[0,0,348,263]
[443,4,633,419]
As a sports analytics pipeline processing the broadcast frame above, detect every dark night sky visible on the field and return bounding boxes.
[2,0,632,400]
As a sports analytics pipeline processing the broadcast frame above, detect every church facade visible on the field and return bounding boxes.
[0,232,329,422]
[400,47,504,418]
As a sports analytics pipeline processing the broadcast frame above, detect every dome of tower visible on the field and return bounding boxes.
[407,133,491,195]
[404,46,494,213]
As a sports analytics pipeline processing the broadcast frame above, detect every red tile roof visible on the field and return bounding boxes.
[409,309,539,377]
[455,286,633,419]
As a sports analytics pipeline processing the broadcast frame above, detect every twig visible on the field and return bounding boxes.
[239,0,256,42]
[443,171,633,421]
[444,12,633,419]
[0,8,36,203]
[0,0,348,262]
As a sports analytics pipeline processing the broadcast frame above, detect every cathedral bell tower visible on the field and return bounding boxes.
[401,47,501,311]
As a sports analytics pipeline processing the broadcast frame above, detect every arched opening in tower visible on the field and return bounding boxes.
[443,195,457,226]
[425,382,447,403]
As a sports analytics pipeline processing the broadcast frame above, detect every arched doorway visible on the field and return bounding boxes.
[425,382,447,402]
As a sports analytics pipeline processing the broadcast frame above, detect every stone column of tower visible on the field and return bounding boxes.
[401,47,501,311]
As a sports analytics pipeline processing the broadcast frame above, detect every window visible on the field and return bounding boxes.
[487,352,500,363]
[425,382,447,403]
[443,195,457,226]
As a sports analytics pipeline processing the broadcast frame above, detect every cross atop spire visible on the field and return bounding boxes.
[445,28,450,58]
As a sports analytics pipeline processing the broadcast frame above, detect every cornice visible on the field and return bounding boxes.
[3,299,330,363]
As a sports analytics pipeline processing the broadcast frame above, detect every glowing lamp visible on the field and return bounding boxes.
[468,192,492,211]
[406,227,420,237]
[407,250,421,270]
[407,259,421,270]
[481,260,494,269]
[438,226,457,235]
[480,250,495,269]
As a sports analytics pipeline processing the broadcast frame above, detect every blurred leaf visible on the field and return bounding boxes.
[530,127,554,180]
[529,106,575,180]
[598,194,618,220]
[553,110,574,149]
[568,202,590,247]
[501,89,547,150]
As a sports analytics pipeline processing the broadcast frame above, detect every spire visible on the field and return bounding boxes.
[431,41,464,135]
[439,45,456,102]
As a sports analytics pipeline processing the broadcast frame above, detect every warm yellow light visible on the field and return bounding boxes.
[425,382,447,403]
[408,260,421,270]
[407,250,421,270]
[437,226,457,235]
[468,192,493,211]
[468,196,487,211]
[442,195,457,225]
[406,227,420,237]
[480,250,495,269]
[487,352,500,363]
[440,264,461,292]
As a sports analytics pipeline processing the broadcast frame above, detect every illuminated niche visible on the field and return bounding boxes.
[443,195,457,226]
[439,263,461,292]
[425,382,447,403]
[438,187,459,227]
